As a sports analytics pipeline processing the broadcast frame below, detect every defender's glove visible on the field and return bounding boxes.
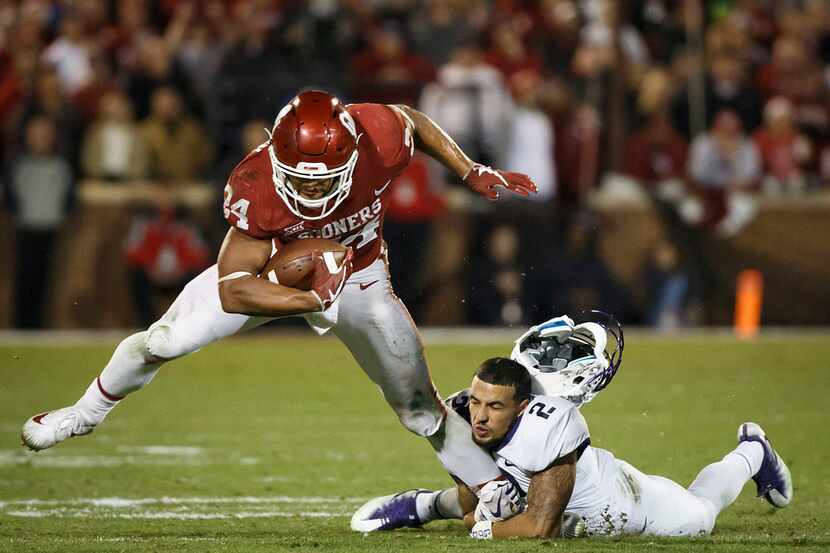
[473,478,525,522]
[310,248,354,311]
[463,163,537,201]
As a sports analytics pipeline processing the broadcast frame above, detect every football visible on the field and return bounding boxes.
[260,238,347,291]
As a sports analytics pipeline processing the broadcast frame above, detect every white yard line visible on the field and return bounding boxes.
[0,496,366,508]
[116,446,205,456]
[0,495,365,520]
[0,452,208,468]
[0,446,264,469]
[92,537,227,542]
[5,509,347,520]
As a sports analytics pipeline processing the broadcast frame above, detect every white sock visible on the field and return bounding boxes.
[74,379,120,426]
[415,488,463,522]
[733,440,764,476]
[687,441,764,515]
[74,332,163,426]
[428,409,501,491]
[435,488,463,519]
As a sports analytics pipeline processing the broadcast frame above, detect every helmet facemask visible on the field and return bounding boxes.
[268,142,358,221]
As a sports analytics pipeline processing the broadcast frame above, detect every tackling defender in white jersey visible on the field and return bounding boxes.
[351,314,793,539]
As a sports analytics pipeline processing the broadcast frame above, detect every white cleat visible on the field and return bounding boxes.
[21,407,94,451]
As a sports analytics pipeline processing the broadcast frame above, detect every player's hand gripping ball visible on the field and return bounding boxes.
[261,238,346,289]
[260,238,353,310]
[474,478,525,522]
[309,248,354,311]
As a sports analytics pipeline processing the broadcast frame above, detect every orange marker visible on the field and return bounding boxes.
[734,270,763,339]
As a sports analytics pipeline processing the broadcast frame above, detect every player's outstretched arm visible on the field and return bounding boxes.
[392,104,537,200]
[217,228,321,316]
[467,451,577,540]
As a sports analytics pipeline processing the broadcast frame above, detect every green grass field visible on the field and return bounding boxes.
[0,333,828,552]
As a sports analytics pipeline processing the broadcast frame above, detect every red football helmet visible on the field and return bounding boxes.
[267,90,360,220]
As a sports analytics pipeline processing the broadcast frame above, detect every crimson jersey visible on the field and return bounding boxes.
[222,103,414,271]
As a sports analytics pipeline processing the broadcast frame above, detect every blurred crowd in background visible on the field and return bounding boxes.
[1,0,830,330]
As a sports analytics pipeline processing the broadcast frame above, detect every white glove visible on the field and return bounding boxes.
[473,479,525,522]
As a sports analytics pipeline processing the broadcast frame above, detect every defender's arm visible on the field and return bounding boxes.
[217,228,321,316]
[465,451,577,539]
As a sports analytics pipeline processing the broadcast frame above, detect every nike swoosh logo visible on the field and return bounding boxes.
[374,180,392,196]
[32,413,49,425]
[359,280,379,291]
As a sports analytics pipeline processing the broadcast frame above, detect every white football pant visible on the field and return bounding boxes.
[613,441,763,536]
[75,258,501,488]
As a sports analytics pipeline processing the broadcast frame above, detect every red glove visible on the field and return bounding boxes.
[310,248,354,311]
[463,163,537,201]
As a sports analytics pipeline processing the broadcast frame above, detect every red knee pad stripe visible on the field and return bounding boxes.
[97,376,125,401]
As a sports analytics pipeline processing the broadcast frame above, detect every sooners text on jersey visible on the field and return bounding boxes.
[222,103,414,271]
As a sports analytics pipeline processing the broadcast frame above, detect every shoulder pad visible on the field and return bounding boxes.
[445,388,471,423]
[223,148,272,239]
[348,103,413,171]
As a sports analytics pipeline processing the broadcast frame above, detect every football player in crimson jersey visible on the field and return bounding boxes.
[21,90,536,514]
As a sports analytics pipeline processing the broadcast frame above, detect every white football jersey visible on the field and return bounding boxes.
[447,391,646,536]
[495,395,589,475]
[495,395,645,535]
[495,395,647,535]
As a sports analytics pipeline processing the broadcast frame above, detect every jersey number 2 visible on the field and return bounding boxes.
[223,184,250,230]
[528,403,556,420]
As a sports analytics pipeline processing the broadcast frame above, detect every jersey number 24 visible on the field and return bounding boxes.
[223,184,250,230]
